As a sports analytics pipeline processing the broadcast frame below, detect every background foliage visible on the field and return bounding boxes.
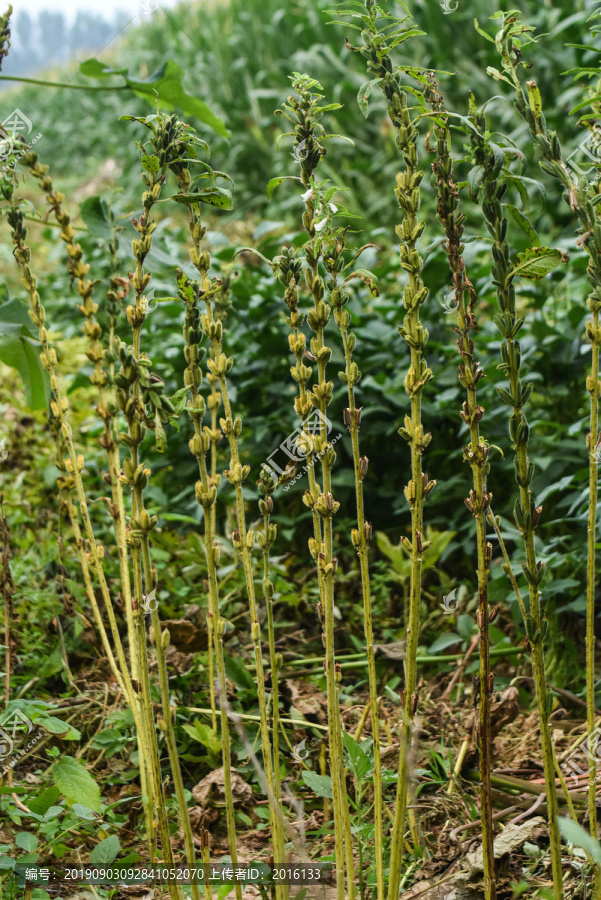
[0,0,599,717]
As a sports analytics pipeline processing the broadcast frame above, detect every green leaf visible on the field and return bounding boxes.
[126,61,229,138]
[78,59,127,79]
[428,633,462,654]
[141,155,160,175]
[314,103,343,114]
[344,268,379,296]
[508,247,569,281]
[89,835,120,866]
[506,204,540,246]
[457,614,475,641]
[52,756,101,812]
[558,817,601,864]
[486,66,513,85]
[341,732,372,781]
[357,79,379,118]
[474,17,495,42]
[302,771,333,799]
[15,833,37,852]
[525,81,542,121]
[172,190,233,210]
[72,803,97,821]
[27,787,60,817]
[0,321,49,410]
[42,806,62,821]
[78,195,112,242]
[376,532,410,581]
[37,716,70,735]
[266,176,301,200]
[224,654,255,692]
[467,165,485,198]
[31,891,51,900]
[182,721,221,754]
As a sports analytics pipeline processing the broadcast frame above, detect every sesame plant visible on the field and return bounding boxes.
[332,7,437,896]
[465,92,571,897]
[427,75,496,900]
[3,2,601,900]
[272,72,389,900]
[486,8,601,849]
[272,73,359,900]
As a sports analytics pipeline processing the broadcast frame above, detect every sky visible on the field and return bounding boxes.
[15,0,183,23]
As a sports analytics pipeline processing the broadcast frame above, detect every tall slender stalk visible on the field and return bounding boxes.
[200,290,286,897]
[0,497,14,709]
[256,466,286,892]
[342,9,434,895]
[1,184,184,891]
[272,73,356,900]
[0,5,11,72]
[18,148,159,854]
[488,12,601,840]
[203,273,229,737]
[179,263,242,900]
[119,112,212,898]
[177,162,287,893]
[467,94,564,899]
[324,211,383,900]
[428,76,495,900]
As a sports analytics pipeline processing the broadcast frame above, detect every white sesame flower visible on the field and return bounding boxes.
[329,203,338,213]
[314,218,328,232]
[302,188,313,201]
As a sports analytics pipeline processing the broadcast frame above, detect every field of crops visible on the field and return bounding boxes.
[0,1,601,898]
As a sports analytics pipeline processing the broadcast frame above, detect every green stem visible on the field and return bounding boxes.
[205,312,285,900]
[587,309,600,833]
[256,472,286,895]
[429,81,495,899]
[495,18,601,845]
[0,74,129,90]
[468,90,563,897]
[335,303,384,900]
